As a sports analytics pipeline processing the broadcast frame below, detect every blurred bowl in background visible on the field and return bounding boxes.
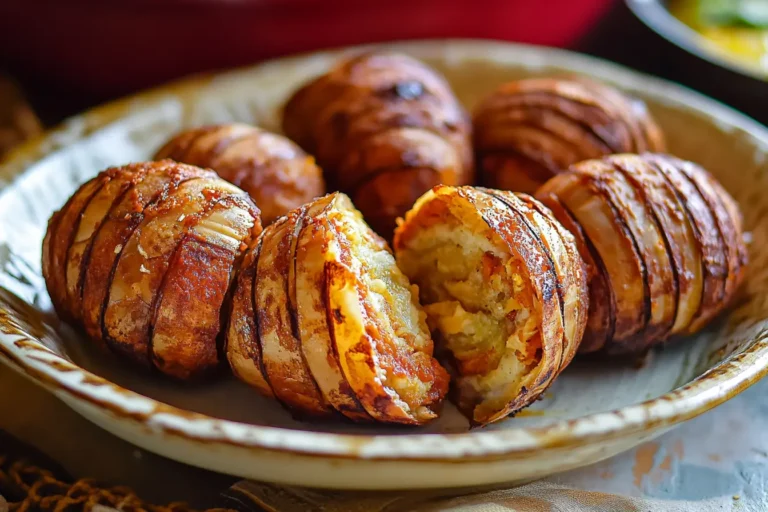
[626,0,767,122]
[0,0,613,97]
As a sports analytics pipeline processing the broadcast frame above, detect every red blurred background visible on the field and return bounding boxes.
[0,0,613,97]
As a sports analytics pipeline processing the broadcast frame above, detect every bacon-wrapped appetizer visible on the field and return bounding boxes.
[473,78,665,194]
[42,161,262,379]
[282,52,473,238]
[393,185,588,425]
[536,153,748,354]
[226,192,449,424]
[154,124,325,226]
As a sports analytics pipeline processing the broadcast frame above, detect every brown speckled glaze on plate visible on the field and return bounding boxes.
[1,41,767,490]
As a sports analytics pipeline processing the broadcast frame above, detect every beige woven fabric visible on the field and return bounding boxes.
[228,479,730,511]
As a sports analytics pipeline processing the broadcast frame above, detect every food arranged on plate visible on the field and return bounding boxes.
[282,52,474,239]
[40,51,748,425]
[154,123,325,226]
[473,78,665,194]
[43,161,262,379]
[537,153,747,354]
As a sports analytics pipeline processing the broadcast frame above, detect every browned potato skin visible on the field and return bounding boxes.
[537,153,747,354]
[282,52,473,238]
[42,161,261,380]
[474,78,665,194]
[154,124,325,226]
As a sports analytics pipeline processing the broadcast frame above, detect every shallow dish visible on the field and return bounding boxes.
[1,40,767,490]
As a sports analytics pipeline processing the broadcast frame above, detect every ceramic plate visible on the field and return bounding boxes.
[1,40,767,490]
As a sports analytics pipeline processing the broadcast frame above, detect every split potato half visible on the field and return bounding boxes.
[394,185,588,425]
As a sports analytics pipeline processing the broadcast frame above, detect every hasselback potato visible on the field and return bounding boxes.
[226,192,449,424]
[473,78,665,194]
[42,160,262,379]
[282,52,473,238]
[536,153,748,354]
[154,123,325,226]
[394,185,588,425]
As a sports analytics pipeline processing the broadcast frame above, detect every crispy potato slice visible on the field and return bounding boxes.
[294,195,373,422]
[394,186,572,425]
[539,171,646,342]
[509,192,589,368]
[102,177,244,367]
[672,156,746,329]
[535,192,615,353]
[646,155,727,334]
[81,163,210,340]
[151,194,259,379]
[607,155,701,337]
[325,194,448,424]
[64,168,142,321]
[255,214,335,417]
[43,174,109,321]
[225,238,274,397]
[577,160,677,353]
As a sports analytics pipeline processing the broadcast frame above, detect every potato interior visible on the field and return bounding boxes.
[335,202,447,420]
[397,196,541,421]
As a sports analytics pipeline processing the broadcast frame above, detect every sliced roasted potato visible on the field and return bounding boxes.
[154,124,325,226]
[227,192,449,424]
[43,161,261,380]
[394,185,587,425]
[282,52,473,238]
[473,78,666,194]
[536,153,746,354]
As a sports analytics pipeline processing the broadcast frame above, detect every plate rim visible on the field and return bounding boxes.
[1,38,768,463]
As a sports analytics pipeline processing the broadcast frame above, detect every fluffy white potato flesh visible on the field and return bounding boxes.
[395,186,571,425]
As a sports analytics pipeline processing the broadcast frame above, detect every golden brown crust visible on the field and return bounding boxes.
[536,153,746,354]
[474,78,666,194]
[44,161,261,380]
[282,52,473,238]
[155,124,325,226]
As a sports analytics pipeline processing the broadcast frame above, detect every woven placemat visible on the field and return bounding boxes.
[0,430,234,512]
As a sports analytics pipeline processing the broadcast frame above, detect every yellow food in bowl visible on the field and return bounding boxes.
[671,0,768,76]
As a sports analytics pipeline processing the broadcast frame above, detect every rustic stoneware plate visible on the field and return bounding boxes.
[1,40,767,490]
